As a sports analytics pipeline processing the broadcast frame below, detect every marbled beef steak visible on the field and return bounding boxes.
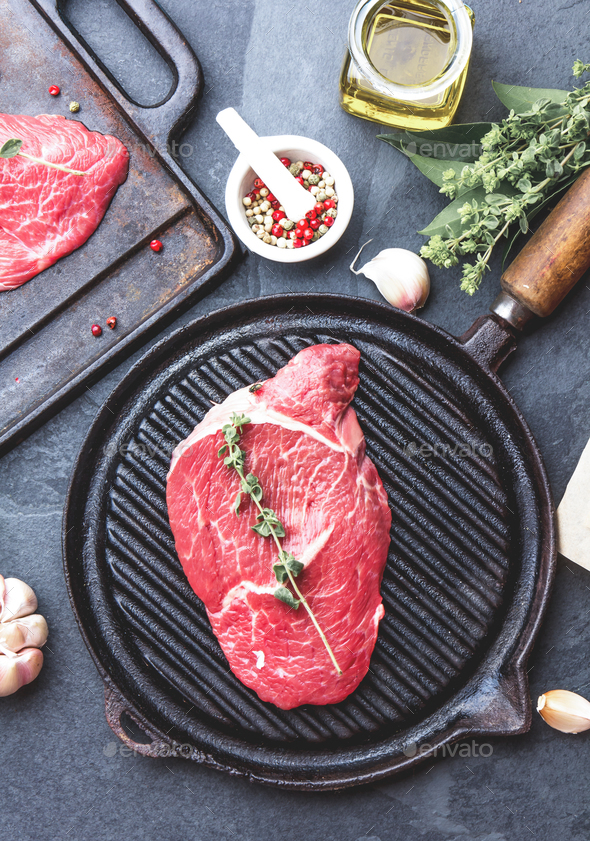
[0,113,128,290]
[166,343,392,709]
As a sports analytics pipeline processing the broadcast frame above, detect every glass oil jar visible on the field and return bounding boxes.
[339,0,474,130]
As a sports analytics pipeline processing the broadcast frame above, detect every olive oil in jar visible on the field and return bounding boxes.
[340,0,474,130]
[367,2,451,86]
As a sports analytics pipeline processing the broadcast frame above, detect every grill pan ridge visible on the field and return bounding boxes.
[64,294,554,789]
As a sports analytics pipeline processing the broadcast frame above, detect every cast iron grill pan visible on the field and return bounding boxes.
[64,296,548,788]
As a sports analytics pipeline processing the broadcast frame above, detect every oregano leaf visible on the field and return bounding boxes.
[0,138,23,158]
[273,563,288,584]
[285,558,304,576]
[274,587,300,609]
[234,492,242,516]
[252,521,271,537]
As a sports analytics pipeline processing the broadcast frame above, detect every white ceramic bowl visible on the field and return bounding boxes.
[224,134,354,263]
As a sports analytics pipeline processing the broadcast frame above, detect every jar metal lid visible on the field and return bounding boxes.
[347,0,473,102]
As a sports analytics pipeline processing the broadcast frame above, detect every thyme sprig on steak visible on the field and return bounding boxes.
[0,137,86,176]
[218,412,342,675]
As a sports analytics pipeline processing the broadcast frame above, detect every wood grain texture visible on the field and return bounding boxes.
[501,168,590,317]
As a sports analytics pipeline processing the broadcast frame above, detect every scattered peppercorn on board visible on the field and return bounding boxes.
[0,0,238,457]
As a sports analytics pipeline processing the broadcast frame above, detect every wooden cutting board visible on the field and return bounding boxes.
[0,0,238,456]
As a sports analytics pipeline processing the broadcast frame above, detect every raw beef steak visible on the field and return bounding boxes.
[0,113,128,290]
[166,343,392,709]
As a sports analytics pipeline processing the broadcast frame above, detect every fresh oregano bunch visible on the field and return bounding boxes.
[218,412,341,675]
[379,61,590,295]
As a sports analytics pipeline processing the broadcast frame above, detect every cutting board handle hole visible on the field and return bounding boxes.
[60,0,175,106]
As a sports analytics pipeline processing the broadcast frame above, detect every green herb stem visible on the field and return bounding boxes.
[17,151,86,176]
[0,138,86,176]
[218,413,342,676]
[247,483,342,677]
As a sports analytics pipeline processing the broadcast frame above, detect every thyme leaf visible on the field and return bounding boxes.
[218,410,342,675]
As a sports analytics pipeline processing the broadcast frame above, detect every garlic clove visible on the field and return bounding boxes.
[350,241,430,313]
[0,648,43,697]
[0,577,38,622]
[537,689,590,733]
[0,614,48,654]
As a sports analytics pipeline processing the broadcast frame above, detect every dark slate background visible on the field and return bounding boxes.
[3,1,590,838]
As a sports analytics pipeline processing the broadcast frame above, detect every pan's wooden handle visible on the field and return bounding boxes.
[501,168,590,317]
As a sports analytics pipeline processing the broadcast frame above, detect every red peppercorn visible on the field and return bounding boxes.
[309,218,320,231]
[303,228,314,241]
[48,85,60,96]
[106,316,117,329]
[324,215,335,227]
[314,202,325,214]
[247,191,257,201]
[254,178,265,189]
[150,239,163,252]
[294,227,304,238]
[305,208,316,221]
[91,324,102,337]
[266,193,276,203]
[270,200,280,210]
[272,210,286,222]
[303,161,314,170]
[296,218,308,229]
[271,223,284,237]
[280,157,291,167]
[313,164,324,175]
[323,199,336,210]
[293,239,303,248]
[295,176,304,186]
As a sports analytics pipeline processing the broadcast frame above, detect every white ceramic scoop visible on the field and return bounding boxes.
[216,108,316,221]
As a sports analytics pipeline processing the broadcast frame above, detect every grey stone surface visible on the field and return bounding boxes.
[2,0,590,838]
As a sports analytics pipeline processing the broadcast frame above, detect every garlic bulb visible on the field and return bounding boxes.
[350,240,430,312]
[537,689,590,733]
[0,577,38,622]
[0,648,44,698]
[0,575,47,696]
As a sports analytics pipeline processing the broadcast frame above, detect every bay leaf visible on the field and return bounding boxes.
[417,187,489,237]
[492,81,569,115]
[378,122,493,162]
